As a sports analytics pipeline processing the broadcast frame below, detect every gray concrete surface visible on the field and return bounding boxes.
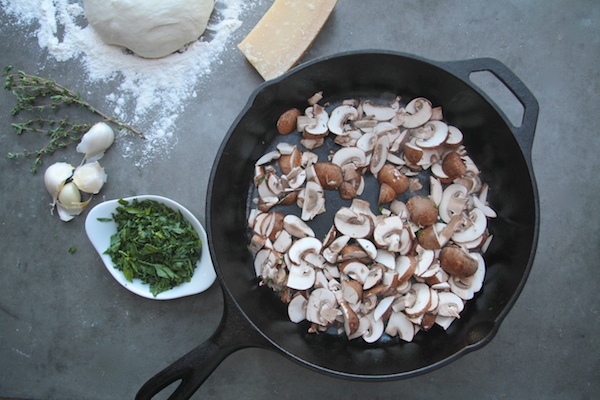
[1,1,599,399]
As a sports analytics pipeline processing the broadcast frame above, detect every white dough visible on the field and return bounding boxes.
[83,0,215,59]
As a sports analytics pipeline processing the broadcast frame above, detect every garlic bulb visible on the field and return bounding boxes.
[55,182,92,222]
[44,162,75,206]
[76,122,115,163]
[72,161,107,194]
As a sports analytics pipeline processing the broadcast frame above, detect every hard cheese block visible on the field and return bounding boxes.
[237,0,338,81]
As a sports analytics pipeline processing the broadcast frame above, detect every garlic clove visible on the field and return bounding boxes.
[58,181,82,205]
[76,122,115,163]
[44,162,75,207]
[56,197,92,222]
[72,161,107,194]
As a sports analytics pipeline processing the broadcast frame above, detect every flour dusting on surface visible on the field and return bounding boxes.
[1,0,256,167]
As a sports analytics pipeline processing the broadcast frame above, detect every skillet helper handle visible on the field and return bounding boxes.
[445,57,540,159]
[135,290,269,400]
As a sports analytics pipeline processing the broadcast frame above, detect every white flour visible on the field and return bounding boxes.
[1,0,257,166]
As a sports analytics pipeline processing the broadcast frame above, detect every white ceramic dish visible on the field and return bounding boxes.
[85,195,216,300]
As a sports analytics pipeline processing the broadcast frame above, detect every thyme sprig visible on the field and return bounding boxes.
[3,66,145,172]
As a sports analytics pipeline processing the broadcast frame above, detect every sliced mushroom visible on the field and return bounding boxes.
[339,260,370,284]
[304,104,329,138]
[334,207,373,239]
[401,97,433,128]
[438,183,469,223]
[314,162,344,190]
[328,104,359,135]
[283,214,315,238]
[301,180,326,221]
[414,121,448,148]
[306,288,340,326]
[287,237,323,265]
[404,283,432,318]
[362,100,397,121]
[288,293,308,323]
[435,291,464,318]
[322,235,351,263]
[362,311,385,343]
[373,216,405,252]
[406,196,438,227]
[439,245,478,278]
[452,208,487,243]
[385,311,415,342]
[370,135,390,176]
[331,146,367,168]
[287,262,316,290]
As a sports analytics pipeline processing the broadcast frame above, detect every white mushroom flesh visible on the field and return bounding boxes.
[249,93,497,343]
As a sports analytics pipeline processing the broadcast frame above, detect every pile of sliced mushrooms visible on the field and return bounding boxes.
[44,122,114,222]
[248,92,497,343]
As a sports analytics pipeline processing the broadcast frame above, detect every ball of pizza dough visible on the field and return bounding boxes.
[83,0,215,58]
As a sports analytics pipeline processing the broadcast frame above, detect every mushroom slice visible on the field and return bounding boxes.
[435,315,456,331]
[401,97,434,128]
[288,293,308,323]
[414,121,449,148]
[429,176,443,206]
[331,147,367,168]
[395,255,417,284]
[286,262,316,290]
[385,311,415,342]
[304,104,329,138]
[438,183,469,223]
[436,292,464,318]
[339,260,370,284]
[404,283,432,318]
[283,214,315,238]
[369,135,390,176]
[414,248,436,277]
[374,249,396,270]
[272,229,293,253]
[341,279,363,305]
[334,207,373,239]
[339,302,360,336]
[362,311,385,343]
[452,208,487,243]
[373,216,405,252]
[328,104,359,135]
[322,235,351,263]
[374,295,395,322]
[445,125,464,147]
[255,150,280,166]
[362,100,397,121]
[472,195,497,218]
[363,265,384,290]
[283,166,306,189]
[356,238,378,261]
[301,180,326,221]
[356,132,378,153]
[306,288,339,326]
[254,248,278,277]
[287,237,323,265]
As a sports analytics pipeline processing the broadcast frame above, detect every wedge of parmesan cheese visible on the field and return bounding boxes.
[237,0,338,81]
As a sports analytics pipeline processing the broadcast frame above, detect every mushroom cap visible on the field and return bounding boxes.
[441,151,467,180]
[277,108,301,135]
[439,246,479,278]
[406,196,438,227]
[377,164,409,195]
[313,162,344,190]
[414,121,449,149]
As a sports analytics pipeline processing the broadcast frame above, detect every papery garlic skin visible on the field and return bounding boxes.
[44,162,75,206]
[76,122,115,163]
[72,161,107,194]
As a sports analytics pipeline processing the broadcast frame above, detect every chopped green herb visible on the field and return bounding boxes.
[103,199,202,296]
[68,246,76,254]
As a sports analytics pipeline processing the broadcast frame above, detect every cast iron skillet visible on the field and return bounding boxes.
[136,50,539,400]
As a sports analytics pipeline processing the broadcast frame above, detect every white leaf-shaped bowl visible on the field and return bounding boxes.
[85,195,216,300]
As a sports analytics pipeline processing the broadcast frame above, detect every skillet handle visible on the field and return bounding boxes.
[135,287,269,400]
[444,57,539,159]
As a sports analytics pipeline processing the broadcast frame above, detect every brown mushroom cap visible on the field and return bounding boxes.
[378,183,396,204]
[338,181,357,200]
[441,151,467,180]
[314,162,344,190]
[377,164,409,195]
[277,108,301,135]
[439,246,479,278]
[406,196,438,227]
